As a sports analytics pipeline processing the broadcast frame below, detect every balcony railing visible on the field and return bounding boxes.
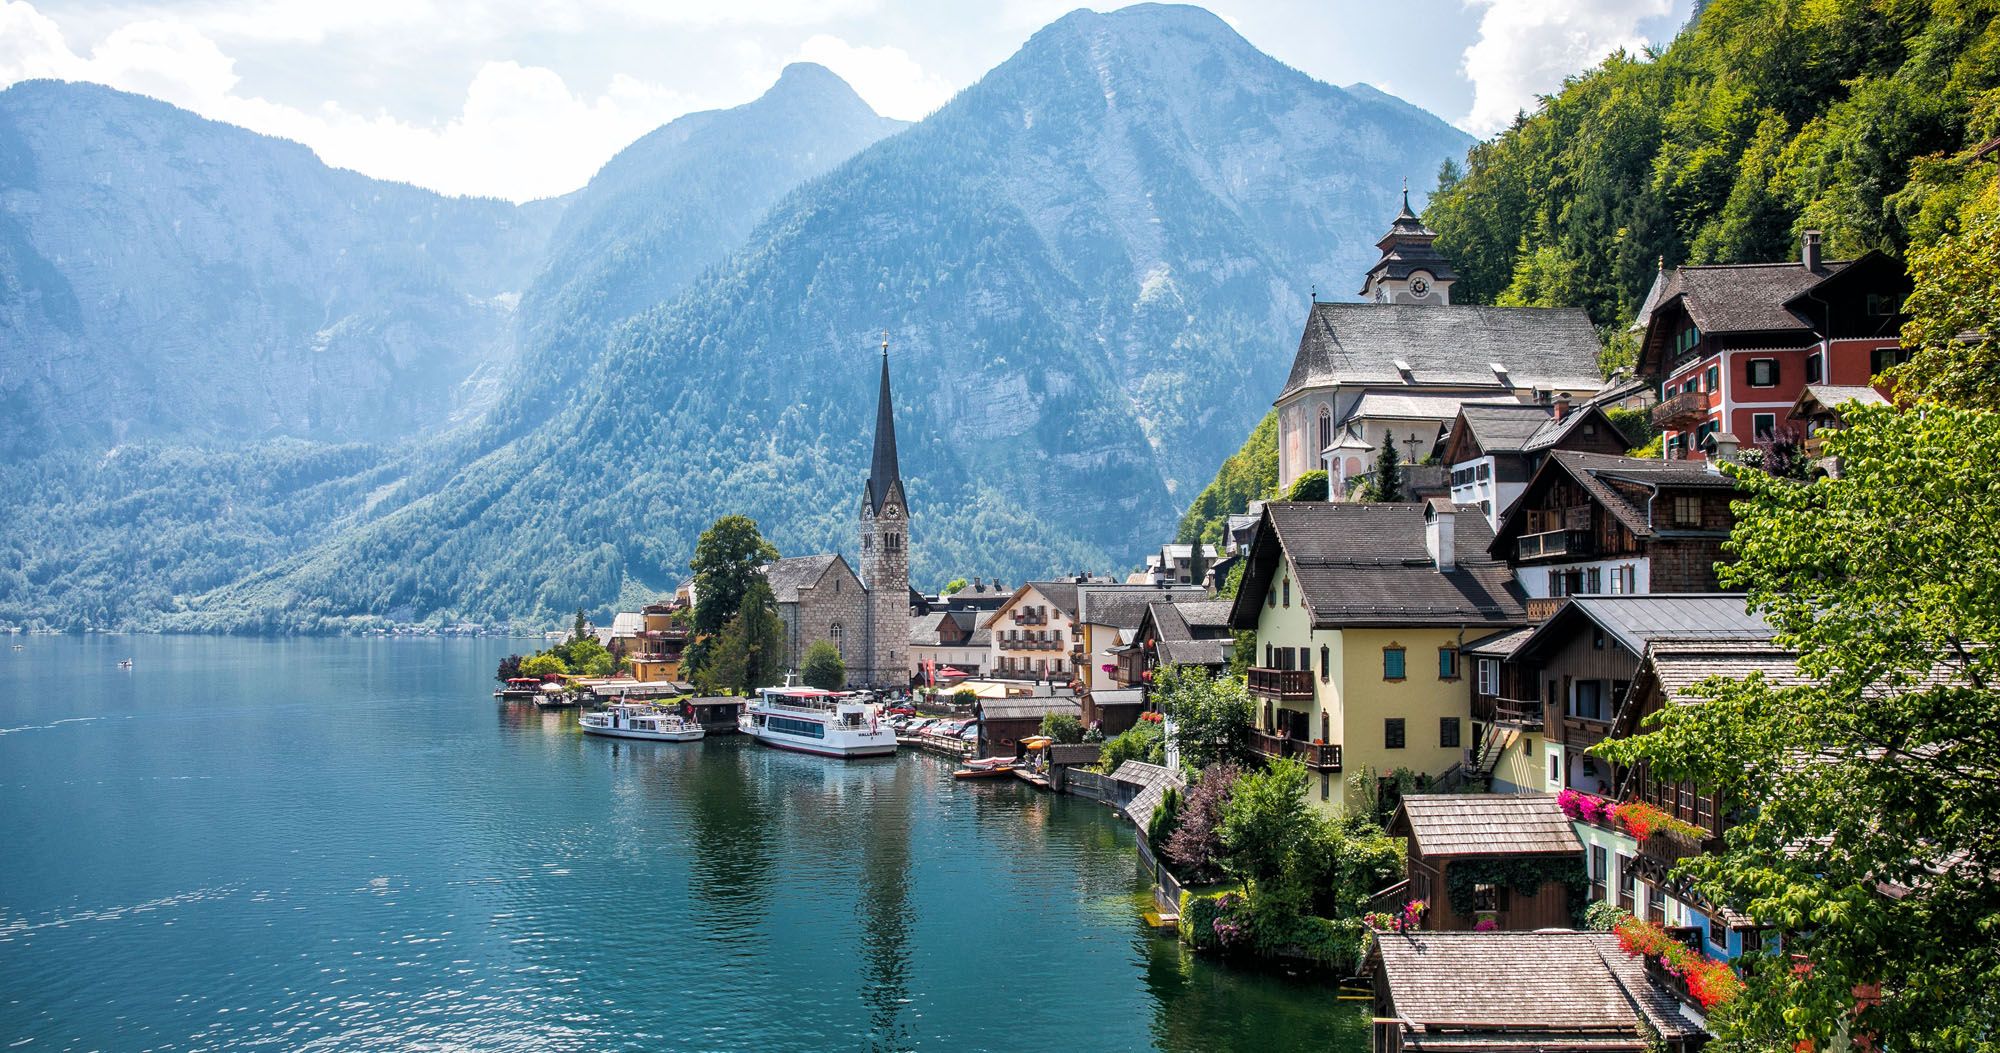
[1559,713,1612,749]
[1480,694,1545,730]
[1651,389,1712,428]
[1527,597,1567,622]
[1247,667,1313,701]
[1252,730,1342,771]
[1012,611,1047,625]
[1517,528,1594,561]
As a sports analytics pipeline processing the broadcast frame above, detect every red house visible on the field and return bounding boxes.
[1636,233,1909,461]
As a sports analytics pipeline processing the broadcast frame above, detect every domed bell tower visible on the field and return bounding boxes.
[858,335,910,690]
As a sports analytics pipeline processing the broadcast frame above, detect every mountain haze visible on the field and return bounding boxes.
[194,4,1474,629]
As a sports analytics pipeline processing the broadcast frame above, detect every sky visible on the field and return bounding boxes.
[0,0,1692,203]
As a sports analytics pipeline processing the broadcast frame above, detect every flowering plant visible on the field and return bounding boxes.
[1474,917,1499,932]
[1613,916,1743,1009]
[1611,801,1708,843]
[1555,787,1611,825]
[1363,899,1429,934]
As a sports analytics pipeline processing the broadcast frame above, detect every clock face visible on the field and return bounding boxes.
[1410,275,1431,297]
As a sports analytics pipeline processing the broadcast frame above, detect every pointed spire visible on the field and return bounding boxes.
[1399,178,1414,218]
[867,333,902,515]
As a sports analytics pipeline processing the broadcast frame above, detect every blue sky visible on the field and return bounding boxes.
[0,0,1691,201]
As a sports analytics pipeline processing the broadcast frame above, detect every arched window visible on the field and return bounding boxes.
[1317,408,1332,458]
[830,623,844,651]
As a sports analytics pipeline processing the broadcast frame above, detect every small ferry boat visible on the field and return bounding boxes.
[581,702,705,742]
[740,684,896,758]
[495,677,542,701]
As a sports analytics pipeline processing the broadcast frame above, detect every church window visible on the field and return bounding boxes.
[863,535,872,552]
[830,623,843,651]
[1317,409,1332,456]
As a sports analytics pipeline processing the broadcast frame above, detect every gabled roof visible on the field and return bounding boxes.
[1142,599,1235,668]
[1462,626,1535,659]
[1490,450,1735,552]
[762,554,854,604]
[976,696,1080,721]
[1443,401,1627,465]
[983,580,1084,627]
[1396,793,1582,857]
[1373,932,1702,1043]
[909,611,952,646]
[1792,383,1889,420]
[1111,760,1187,831]
[1228,502,1526,630]
[1076,584,1207,630]
[1514,594,1774,662]
[609,612,644,636]
[1281,302,1605,402]
[1659,260,1851,336]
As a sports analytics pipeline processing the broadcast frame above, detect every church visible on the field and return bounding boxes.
[1274,191,1607,496]
[761,341,912,690]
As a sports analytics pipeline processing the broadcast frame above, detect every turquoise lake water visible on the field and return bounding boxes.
[0,636,1367,1051]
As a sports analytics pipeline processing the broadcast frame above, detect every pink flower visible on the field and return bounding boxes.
[1474,918,1499,932]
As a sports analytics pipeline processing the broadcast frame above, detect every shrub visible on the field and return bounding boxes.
[1164,763,1239,882]
[1147,785,1183,847]
[1100,719,1164,772]
[1039,712,1084,744]
[519,653,568,678]
[801,640,845,690]
[1585,900,1631,932]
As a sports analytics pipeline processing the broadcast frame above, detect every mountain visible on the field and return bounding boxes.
[194,3,1475,629]
[0,67,910,632]
[0,80,561,454]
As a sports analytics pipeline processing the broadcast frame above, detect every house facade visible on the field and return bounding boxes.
[1637,237,1908,460]
[1440,399,1631,530]
[1489,451,1738,603]
[1228,500,1526,814]
[1390,793,1585,932]
[982,581,1082,682]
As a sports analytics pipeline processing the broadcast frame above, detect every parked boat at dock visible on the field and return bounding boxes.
[740,685,896,758]
[952,756,1018,780]
[581,703,705,742]
[495,677,542,701]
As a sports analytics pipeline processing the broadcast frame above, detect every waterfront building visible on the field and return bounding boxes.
[758,343,913,689]
[974,694,1081,757]
[1369,931,1708,1051]
[1226,500,1526,814]
[1113,599,1234,691]
[909,609,987,682]
[981,579,1111,683]
[1487,452,1739,604]
[1636,235,1908,461]
[1387,793,1583,932]
[1273,200,1605,496]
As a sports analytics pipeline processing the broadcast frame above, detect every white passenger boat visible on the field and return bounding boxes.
[580,702,705,742]
[740,684,897,758]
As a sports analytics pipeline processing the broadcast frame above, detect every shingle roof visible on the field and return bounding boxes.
[1794,383,1889,419]
[909,611,951,645]
[976,696,1080,721]
[1398,794,1582,857]
[1643,640,1805,697]
[609,612,644,636]
[1024,581,1080,619]
[1281,303,1605,402]
[762,554,844,604]
[1462,626,1535,658]
[1453,402,1558,454]
[1493,450,1735,549]
[1110,761,1186,830]
[1141,600,1235,668]
[1517,594,1774,661]
[1658,260,1850,336]
[1374,932,1703,1041]
[1351,392,1511,422]
[1233,502,1526,629]
[1077,585,1207,630]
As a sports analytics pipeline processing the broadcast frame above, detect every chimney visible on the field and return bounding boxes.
[1552,393,1572,421]
[1424,498,1456,571]
[1706,431,1740,466]
[1802,230,1823,272]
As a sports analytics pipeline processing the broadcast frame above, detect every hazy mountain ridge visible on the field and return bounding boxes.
[184,3,1474,630]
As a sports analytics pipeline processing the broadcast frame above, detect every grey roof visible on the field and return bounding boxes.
[762,554,844,604]
[1281,302,1605,401]
[1397,793,1583,857]
[1794,383,1889,417]
[1230,502,1526,629]
[909,611,951,645]
[1517,594,1774,661]
[1452,402,1558,455]
[1638,640,1806,699]
[1655,260,1851,335]
[1077,584,1207,630]
[1374,932,1702,1042]
[864,348,904,515]
[976,696,1081,721]
[1349,392,1502,422]
[968,626,993,647]
[1110,761,1186,831]
[1088,688,1145,707]
[1493,450,1735,547]
[1461,626,1535,658]
[1146,600,1234,667]
[1020,581,1081,619]
[609,612,644,636]
[1628,259,1671,332]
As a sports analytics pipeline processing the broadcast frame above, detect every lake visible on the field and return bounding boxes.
[0,636,1367,1051]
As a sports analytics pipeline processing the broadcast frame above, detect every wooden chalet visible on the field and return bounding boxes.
[1389,793,1584,931]
[1439,398,1631,530]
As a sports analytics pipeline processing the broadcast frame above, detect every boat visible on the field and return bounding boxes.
[952,756,1018,780]
[495,677,543,701]
[740,683,897,758]
[534,681,577,708]
[581,702,705,742]
[117,659,133,669]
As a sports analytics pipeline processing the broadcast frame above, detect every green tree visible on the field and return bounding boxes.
[943,578,968,595]
[1176,409,1279,546]
[1282,470,1328,502]
[1039,712,1084,744]
[1359,435,1402,502]
[801,640,846,690]
[687,514,780,674]
[1155,664,1255,771]
[1218,758,1313,892]
[700,577,787,695]
[571,607,588,642]
[1099,719,1165,772]
[1598,403,2000,1046]
[556,635,615,677]
[1186,541,1209,591]
[519,653,568,678]
[1888,182,2000,409]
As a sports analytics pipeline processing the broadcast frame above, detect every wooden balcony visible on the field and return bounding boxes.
[1480,694,1545,730]
[1638,825,1714,874]
[1527,597,1566,622]
[1252,730,1341,771]
[1517,528,1594,562]
[1247,667,1313,701]
[1012,610,1047,625]
[1559,714,1612,749]
[1651,389,1712,428]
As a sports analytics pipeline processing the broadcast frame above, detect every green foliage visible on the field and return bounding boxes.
[1217,560,1246,602]
[1444,856,1590,923]
[1597,403,2000,1045]
[942,578,968,595]
[496,655,523,683]
[1164,762,1238,882]
[1281,470,1328,502]
[1584,901,1631,932]
[1099,719,1164,771]
[1425,0,2000,327]
[552,634,615,677]
[801,640,846,690]
[1147,785,1183,847]
[1225,629,1255,679]
[519,653,568,678]
[1605,406,1659,452]
[1357,437,1402,502]
[1219,759,1313,891]
[1154,664,1255,771]
[951,688,978,705]
[698,577,786,695]
[690,515,780,638]
[1038,712,1085,744]
[1176,410,1278,547]
[1888,181,2000,408]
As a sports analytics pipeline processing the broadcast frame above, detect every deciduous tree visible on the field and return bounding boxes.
[801,640,846,691]
[1155,664,1255,771]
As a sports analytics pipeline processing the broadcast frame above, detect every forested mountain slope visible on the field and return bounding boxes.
[192,3,1473,629]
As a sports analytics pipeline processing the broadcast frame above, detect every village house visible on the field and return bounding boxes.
[1227,500,1526,813]
[1439,398,1631,530]
[973,694,1082,757]
[1489,451,1738,605]
[1113,599,1234,691]
[1369,931,1708,1051]
[908,608,987,684]
[1788,382,1890,478]
[1636,234,1908,460]
[980,578,1114,683]
[1136,543,1220,586]
[1274,196,1606,497]
[1388,793,1584,932]
[1067,584,1209,733]
[627,602,691,682]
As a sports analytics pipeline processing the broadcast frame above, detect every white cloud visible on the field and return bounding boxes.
[1458,0,1669,135]
[0,0,706,200]
[795,33,955,120]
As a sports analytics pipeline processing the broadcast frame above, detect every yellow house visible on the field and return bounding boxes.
[628,602,690,683]
[1227,500,1527,815]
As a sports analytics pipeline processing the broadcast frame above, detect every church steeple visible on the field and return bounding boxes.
[1360,181,1459,304]
[866,333,903,515]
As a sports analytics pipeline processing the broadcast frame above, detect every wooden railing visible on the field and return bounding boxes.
[1247,667,1313,701]
[1558,713,1612,749]
[1527,597,1566,622]
[1251,730,1341,771]
[1651,389,1711,428]
[1518,528,1594,561]
[1481,694,1545,729]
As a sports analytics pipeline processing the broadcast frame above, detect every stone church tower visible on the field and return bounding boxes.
[857,338,910,689]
